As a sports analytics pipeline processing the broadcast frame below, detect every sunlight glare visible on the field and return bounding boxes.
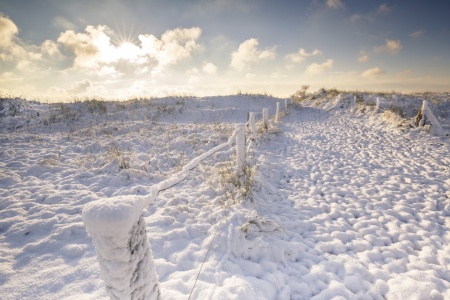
[117,42,141,61]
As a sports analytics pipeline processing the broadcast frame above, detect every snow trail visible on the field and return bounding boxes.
[247,106,450,299]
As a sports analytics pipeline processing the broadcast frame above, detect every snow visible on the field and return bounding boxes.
[1,92,450,299]
[83,196,144,237]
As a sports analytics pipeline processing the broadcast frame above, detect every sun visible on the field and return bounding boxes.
[111,17,140,47]
[117,41,140,61]
[108,19,143,62]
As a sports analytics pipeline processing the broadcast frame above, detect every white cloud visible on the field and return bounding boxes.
[351,3,391,23]
[97,65,120,77]
[230,38,276,71]
[286,48,322,63]
[16,60,33,71]
[305,59,333,74]
[47,86,67,95]
[374,39,402,54]
[58,25,202,71]
[0,14,36,62]
[52,16,77,30]
[327,0,344,9]
[358,51,369,62]
[377,3,392,15]
[135,66,150,75]
[0,14,69,74]
[68,79,92,94]
[0,15,49,73]
[350,14,366,22]
[362,67,385,78]
[139,27,202,68]
[0,14,18,48]
[202,62,217,74]
[153,27,202,66]
[410,30,425,39]
[40,40,63,58]
[395,69,413,79]
[188,74,200,84]
[0,71,21,82]
[57,25,105,68]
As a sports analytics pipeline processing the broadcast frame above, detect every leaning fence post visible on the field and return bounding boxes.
[262,108,269,130]
[236,124,246,174]
[249,112,256,140]
[417,100,445,135]
[419,100,428,126]
[82,197,160,300]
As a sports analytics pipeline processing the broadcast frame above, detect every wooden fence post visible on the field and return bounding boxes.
[263,108,269,130]
[236,124,246,174]
[276,102,280,122]
[284,99,288,113]
[249,112,256,140]
[82,197,160,300]
[375,97,380,113]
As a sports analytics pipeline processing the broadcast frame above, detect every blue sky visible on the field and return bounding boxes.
[0,0,449,100]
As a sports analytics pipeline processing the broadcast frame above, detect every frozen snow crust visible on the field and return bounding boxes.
[1,92,450,299]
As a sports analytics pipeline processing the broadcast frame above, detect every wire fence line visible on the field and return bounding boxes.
[82,99,293,300]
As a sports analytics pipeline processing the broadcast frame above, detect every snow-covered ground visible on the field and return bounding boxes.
[1,92,449,299]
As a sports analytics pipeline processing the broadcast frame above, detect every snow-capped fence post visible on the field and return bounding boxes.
[248,112,256,141]
[375,97,380,113]
[236,124,246,175]
[276,102,280,122]
[284,99,288,113]
[82,197,160,300]
[262,108,269,130]
[415,100,445,136]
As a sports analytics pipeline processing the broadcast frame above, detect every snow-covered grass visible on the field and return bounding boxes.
[1,91,449,299]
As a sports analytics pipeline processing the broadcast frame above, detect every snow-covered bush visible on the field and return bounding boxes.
[292,85,310,103]
[216,161,255,205]
[382,110,406,127]
[106,143,130,171]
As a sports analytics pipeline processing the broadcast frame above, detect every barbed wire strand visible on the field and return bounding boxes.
[187,183,231,300]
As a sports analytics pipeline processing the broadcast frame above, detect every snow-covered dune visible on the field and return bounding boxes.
[1,93,449,299]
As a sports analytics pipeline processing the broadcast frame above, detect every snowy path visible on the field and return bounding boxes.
[247,107,450,299]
